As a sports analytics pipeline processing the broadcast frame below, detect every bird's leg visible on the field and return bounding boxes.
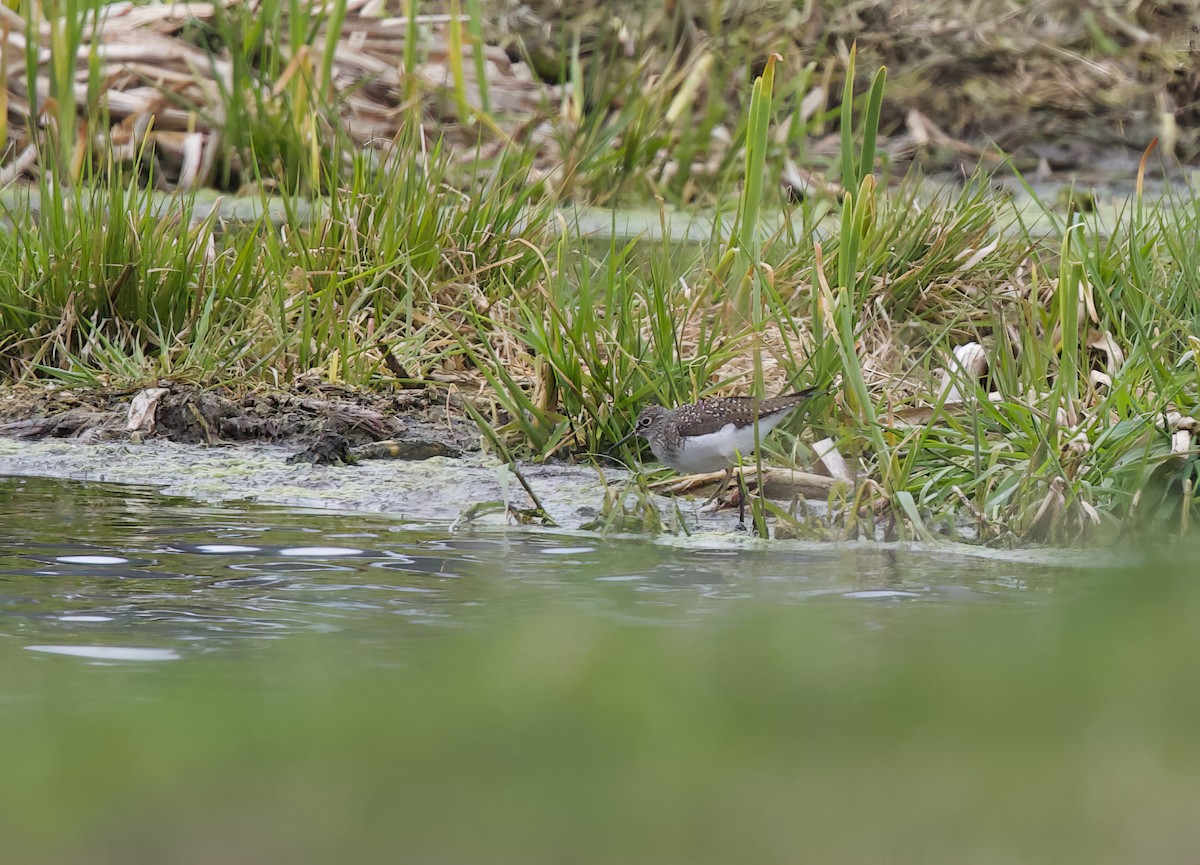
[730,472,750,531]
[731,453,749,526]
[700,467,734,515]
[700,465,734,513]
[732,461,765,534]
[700,467,734,508]
[701,467,734,508]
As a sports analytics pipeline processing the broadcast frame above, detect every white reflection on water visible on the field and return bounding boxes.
[55,555,128,565]
[279,547,365,557]
[24,645,181,661]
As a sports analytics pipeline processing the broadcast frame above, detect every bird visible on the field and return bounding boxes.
[618,386,823,514]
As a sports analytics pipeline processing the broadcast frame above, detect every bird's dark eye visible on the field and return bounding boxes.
[638,417,652,428]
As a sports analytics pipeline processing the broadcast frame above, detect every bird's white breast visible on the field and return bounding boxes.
[656,423,754,473]
[654,411,794,473]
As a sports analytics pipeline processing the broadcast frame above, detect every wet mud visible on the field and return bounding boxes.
[0,380,478,458]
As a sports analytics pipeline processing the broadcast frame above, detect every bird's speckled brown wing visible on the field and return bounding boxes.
[671,387,821,437]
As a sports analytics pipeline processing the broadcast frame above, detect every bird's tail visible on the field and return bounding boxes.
[785,378,837,401]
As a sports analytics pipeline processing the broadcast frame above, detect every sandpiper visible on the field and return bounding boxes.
[620,386,822,481]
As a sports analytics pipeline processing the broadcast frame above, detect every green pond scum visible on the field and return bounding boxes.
[0,552,1198,864]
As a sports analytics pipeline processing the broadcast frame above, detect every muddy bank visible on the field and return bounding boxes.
[0,381,733,532]
[0,381,834,536]
[0,434,768,536]
[0,436,1124,571]
[0,380,479,455]
[0,382,833,535]
[0,436,600,529]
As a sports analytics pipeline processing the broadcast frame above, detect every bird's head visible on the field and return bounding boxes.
[613,404,668,452]
[632,404,669,439]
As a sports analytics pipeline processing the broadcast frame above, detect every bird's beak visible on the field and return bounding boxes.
[610,428,638,453]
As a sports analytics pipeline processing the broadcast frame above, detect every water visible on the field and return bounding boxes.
[0,475,1072,662]
[4,473,1199,865]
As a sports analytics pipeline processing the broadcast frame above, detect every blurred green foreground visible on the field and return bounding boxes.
[2,556,1198,865]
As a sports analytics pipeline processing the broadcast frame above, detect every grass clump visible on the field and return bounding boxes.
[0,134,554,389]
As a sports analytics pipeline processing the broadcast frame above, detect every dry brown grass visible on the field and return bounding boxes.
[3,0,1198,191]
[494,0,1200,168]
[1,0,554,189]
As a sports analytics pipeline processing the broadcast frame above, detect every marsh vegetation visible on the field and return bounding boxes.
[2,1,1200,543]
